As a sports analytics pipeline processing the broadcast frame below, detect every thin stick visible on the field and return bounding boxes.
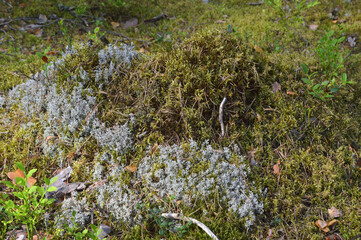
[161,213,219,240]
[219,97,227,137]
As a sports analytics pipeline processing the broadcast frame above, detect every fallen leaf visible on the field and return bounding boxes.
[254,44,263,54]
[286,91,295,95]
[256,113,262,122]
[125,165,137,173]
[315,220,330,232]
[110,21,120,29]
[308,24,319,30]
[19,2,26,8]
[41,56,48,63]
[7,168,25,181]
[328,207,342,218]
[273,160,280,175]
[272,81,281,94]
[326,219,338,227]
[6,168,37,187]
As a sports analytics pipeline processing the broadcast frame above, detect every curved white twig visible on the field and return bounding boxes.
[219,97,227,137]
[161,213,219,240]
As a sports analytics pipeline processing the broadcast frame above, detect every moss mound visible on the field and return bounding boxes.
[105,30,288,144]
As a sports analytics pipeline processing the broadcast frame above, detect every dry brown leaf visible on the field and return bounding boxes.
[328,207,342,218]
[256,113,262,122]
[272,82,281,94]
[315,220,330,232]
[125,165,137,173]
[7,168,37,187]
[42,56,48,63]
[286,91,295,95]
[111,21,120,29]
[273,160,280,175]
[254,45,263,54]
[7,168,25,182]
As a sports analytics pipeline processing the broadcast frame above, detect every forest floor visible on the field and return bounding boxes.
[0,0,361,239]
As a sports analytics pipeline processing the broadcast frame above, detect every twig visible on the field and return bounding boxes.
[161,213,219,240]
[219,97,227,137]
[106,30,151,45]
[1,0,12,8]
[144,13,169,23]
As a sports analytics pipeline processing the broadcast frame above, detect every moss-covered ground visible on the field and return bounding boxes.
[1,0,361,239]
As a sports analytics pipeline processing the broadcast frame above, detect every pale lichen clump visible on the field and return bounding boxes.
[137,140,265,228]
[6,43,137,160]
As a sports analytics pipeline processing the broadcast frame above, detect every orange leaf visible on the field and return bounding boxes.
[6,168,37,187]
[326,219,338,227]
[273,160,280,175]
[286,91,295,95]
[27,176,37,187]
[7,169,25,183]
[125,165,137,173]
[315,220,330,232]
